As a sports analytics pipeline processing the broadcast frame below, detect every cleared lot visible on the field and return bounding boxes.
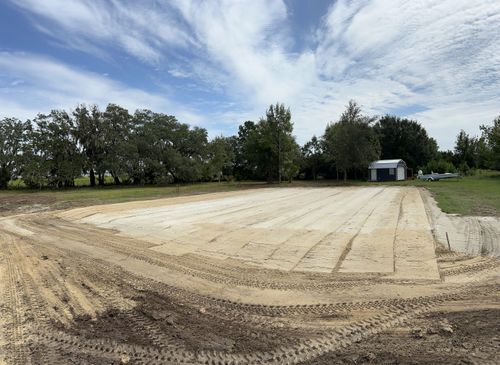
[0,186,498,365]
[61,187,439,280]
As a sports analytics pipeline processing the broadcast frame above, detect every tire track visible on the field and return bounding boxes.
[29,277,494,365]
[2,207,498,365]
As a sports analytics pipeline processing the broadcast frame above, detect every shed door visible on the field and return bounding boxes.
[370,169,377,181]
[397,166,405,180]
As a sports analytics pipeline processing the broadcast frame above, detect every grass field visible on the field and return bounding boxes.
[0,181,266,215]
[410,171,500,216]
[1,171,499,216]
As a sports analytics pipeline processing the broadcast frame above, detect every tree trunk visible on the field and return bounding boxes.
[0,166,9,189]
[98,173,105,186]
[278,128,282,184]
[336,167,339,181]
[89,169,96,187]
[343,168,347,184]
[278,153,281,183]
[169,170,178,184]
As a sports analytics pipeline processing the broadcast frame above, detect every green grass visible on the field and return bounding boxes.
[0,181,266,213]
[348,170,500,216]
[2,171,499,216]
[73,176,115,186]
[410,170,500,216]
[9,175,117,188]
[7,178,26,188]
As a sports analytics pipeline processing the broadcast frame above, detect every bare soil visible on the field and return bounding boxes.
[303,304,500,365]
[0,187,498,365]
[0,194,55,215]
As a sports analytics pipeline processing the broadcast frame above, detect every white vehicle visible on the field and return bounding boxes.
[417,171,460,181]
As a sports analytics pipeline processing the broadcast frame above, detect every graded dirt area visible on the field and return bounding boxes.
[59,187,439,280]
[0,186,498,364]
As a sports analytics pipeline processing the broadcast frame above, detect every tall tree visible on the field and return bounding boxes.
[301,135,325,180]
[236,105,299,183]
[480,116,500,170]
[73,105,106,187]
[454,130,478,170]
[101,104,134,185]
[204,136,235,182]
[324,100,380,182]
[23,111,82,188]
[134,110,208,183]
[0,118,29,188]
[170,125,208,182]
[233,121,259,180]
[374,115,438,169]
[135,110,178,184]
[265,103,295,183]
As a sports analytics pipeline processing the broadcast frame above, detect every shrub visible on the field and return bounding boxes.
[423,160,457,174]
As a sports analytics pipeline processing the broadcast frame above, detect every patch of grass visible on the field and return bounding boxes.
[0,181,266,213]
[7,178,26,188]
[74,176,115,187]
[50,181,264,204]
[413,170,500,216]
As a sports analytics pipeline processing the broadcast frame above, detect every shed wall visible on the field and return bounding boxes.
[376,168,396,181]
[396,166,405,180]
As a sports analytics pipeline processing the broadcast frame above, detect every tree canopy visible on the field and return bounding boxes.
[0,101,498,189]
[374,115,438,169]
[480,116,500,170]
[323,101,380,182]
[0,118,29,188]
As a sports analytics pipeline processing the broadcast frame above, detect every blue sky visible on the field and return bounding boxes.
[0,0,499,150]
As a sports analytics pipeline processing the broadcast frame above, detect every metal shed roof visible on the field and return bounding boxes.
[368,159,406,169]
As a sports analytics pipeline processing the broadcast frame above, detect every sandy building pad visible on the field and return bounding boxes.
[60,187,439,279]
[392,189,441,280]
[339,188,401,273]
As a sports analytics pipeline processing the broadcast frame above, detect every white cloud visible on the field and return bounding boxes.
[9,0,195,64]
[0,52,205,126]
[411,100,500,149]
[169,0,499,148]
[4,0,500,149]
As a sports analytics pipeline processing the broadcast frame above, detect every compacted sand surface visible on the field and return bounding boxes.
[59,187,439,280]
[0,187,498,364]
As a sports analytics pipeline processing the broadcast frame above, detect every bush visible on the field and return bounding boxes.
[423,160,457,174]
[457,162,474,176]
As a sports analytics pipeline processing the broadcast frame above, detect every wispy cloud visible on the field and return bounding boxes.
[3,0,500,149]
[0,52,204,125]
[9,0,195,63]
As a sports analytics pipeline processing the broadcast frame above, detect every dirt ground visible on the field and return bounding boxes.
[0,187,498,364]
[58,187,440,279]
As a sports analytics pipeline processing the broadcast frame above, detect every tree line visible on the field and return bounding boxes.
[1,101,499,189]
[301,101,499,181]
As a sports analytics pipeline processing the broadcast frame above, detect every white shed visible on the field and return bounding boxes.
[368,159,407,181]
